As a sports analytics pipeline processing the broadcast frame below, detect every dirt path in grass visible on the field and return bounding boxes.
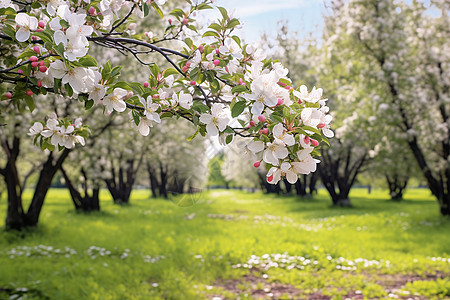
[207,271,449,299]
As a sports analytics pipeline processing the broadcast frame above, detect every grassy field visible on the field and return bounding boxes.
[0,188,449,299]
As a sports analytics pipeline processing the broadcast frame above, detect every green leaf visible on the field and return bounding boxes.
[101,61,111,79]
[226,18,240,29]
[225,134,233,144]
[143,3,149,17]
[54,43,65,58]
[151,2,164,18]
[203,31,220,38]
[79,55,98,67]
[186,128,199,141]
[65,83,73,97]
[184,37,193,49]
[110,65,122,78]
[270,113,283,123]
[163,68,179,77]
[33,31,53,43]
[170,8,185,18]
[218,7,228,20]
[114,81,131,90]
[129,82,144,96]
[2,24,16,39]
[85,99,94,110]
[192,101,210,113]
[24,95,35,112]
[231,35,241,47]
[54,78,61,93]
[149,64,160,79]
[210,79,220,94]
[31,1,41,9]
[196,3,212,10]
[231,85,248,94]
[303,125,321,135]
[208,23,222,32]
[231,100,246,118]
[132,110,140,126]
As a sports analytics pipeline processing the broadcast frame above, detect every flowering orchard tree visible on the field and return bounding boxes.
[0,96,77,229]
[327,0,449,214]
[0,0,333,225]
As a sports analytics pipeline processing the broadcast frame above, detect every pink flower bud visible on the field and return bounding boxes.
[144,32,149,37]
[262,128,269,135]
[254,161,261,168]
[32,36,38,41]
[267,174,273,182]
[213,59,220,66]
[278,81,286,87]
[37,80,42,87]
[39,66,47,73]
[185,61,191,68]
[38,21,45,28]
[33,46,40,53]
[317,123,326,128]
[182,18,189,25]
[30,56,38,62]
[285,86,291,90]
[88,6,96,15]
[258,115,266,123]
[31,62,39,68]
[182,66,189,73]
[249,120,256,127]
[198,45,204,53]
[216,49,220,55]
[277,98,283,106]
[190,80,196,85]
[5,92,12,99]
[152,94,159,99]
[144,81,149,88]
[39,60,45,66]
[238,78,244,85]
[311,139,319,147]
[26,90,33,96]
[36,28,43,32]
[168,19,172,25]
[17,69,24,74]
[304,136,310,144]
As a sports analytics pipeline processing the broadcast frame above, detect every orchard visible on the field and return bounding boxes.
[0,0,333,229]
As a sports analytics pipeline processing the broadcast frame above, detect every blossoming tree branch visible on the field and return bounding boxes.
[0,0,333,185]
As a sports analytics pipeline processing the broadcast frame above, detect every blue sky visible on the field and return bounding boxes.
[202,0,325,44]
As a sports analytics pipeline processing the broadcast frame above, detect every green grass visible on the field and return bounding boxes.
[0,188,449,299]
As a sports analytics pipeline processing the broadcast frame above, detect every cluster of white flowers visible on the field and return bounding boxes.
[28,114,85,149]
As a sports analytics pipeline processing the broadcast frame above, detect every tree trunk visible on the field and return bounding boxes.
[295,179,306,197]
[283,179,292,194]
[159,162,168,199]
[60,167,100,212]
[2,139,71,230]
[309,172,319,196]
[386,174,408,201]
[23,149,71,226]
[318,146,366,207]
[147,162,158,198]
[105,159,137,204]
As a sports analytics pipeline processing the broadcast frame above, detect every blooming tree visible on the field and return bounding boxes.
[0,0,333,228]
[325,0,449,214]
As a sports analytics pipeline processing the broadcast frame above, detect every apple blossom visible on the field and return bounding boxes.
[15,13,38,42]
[102,88,128,113]
[200,103,230,136]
